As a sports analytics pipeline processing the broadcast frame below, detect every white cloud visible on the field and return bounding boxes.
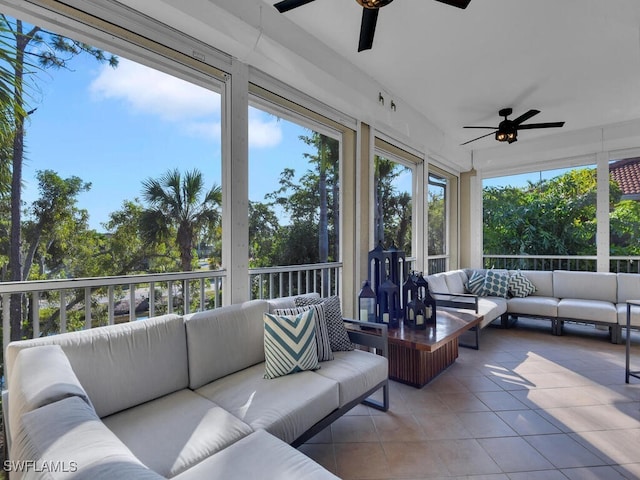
[248,110,283,148]
[90,58,282,147]
[90,58,220,126]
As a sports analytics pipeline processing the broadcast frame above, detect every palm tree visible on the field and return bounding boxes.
[140,168,221,272]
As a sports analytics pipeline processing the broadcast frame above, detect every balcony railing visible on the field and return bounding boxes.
[249,262,342,299]
[483,254,640,273]
[0,262,344,356]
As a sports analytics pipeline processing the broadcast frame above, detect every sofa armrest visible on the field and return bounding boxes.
[342,319,388,358]
[432,291,479,313]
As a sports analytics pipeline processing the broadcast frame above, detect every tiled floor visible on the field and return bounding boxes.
[299,319,640,479]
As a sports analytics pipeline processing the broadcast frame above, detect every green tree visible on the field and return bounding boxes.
[1,15,117,340]
[483,168,634,263]
[374,156,412,253]
[248,200,280,268]
[140,168,221,272]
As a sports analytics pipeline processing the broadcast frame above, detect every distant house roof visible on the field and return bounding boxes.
[610,158,640,198]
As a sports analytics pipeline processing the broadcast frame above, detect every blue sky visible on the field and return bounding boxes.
[22,54,314,232]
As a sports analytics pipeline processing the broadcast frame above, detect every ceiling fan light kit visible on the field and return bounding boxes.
[274,0,470,52]
[462,108,565,146]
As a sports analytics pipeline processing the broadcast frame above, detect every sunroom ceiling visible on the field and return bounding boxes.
[111,0,640,172]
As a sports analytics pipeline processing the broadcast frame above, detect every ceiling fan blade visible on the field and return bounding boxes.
[461,131,496,146]
[463,126,498,129]
[274,0,317,13]
[518,122,565,130]
[512,109,540,125]
[434,0,471,9]
[358,8,379,52]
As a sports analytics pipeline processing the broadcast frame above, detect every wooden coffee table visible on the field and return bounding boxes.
[386,308,482,387]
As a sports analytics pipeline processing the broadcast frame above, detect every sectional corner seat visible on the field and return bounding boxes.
[3,294,389,480]
[427,269,640,345]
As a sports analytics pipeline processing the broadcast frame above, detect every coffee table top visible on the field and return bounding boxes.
[386,308,482,352]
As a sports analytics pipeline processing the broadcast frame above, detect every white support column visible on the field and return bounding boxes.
[469,170,484,268]
[596,151,610,272]
[222,59,250,304]
[416,159,427,273]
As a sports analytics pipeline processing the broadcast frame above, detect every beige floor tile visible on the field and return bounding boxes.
[524,433,608,469]
[475,391,529,411]
[372,413,427,442]
[496,409,562,436]
[334,443,391,479]
[561,465,628,479]
[331,415,379,443]
[455,411,518,438]
[413,411,473,440]
[477,436,554,472]
[437,392,492,413]
[427,439,502,476]
[301,324,640,478]
[381,441,450,477]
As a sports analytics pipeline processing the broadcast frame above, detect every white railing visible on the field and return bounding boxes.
[483,254,640,273]
[0,270,226,354]
[249,262,342,300]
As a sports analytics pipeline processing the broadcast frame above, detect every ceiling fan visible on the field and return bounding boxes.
[461,108,565,146]
[273,0,472,52]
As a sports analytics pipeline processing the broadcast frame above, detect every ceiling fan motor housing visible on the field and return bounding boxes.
[355,0,394,8]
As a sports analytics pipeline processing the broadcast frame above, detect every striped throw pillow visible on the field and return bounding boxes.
[467,270,486,295]
[275,304,334,362]
[263,310,319,379]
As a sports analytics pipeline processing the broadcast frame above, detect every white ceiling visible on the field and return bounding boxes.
[90,0,640,172]
[270,0,640,145]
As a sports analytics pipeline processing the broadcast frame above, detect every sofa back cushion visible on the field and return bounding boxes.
[442,270,468,295]
[184,300,269,390]
[510,270,554,297]
[6,314,188,418]
[8,345,94,446]
[617,273,640,303]
[553,270,617,302]
[426,273,449,297]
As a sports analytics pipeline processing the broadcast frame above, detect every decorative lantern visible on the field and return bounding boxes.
[421,277,437,326]
[377,278,400,328]
[386,242,406,290]
[402,272,418,319]
[416,272,429,300]
[367,241,390,293]
[405,297,427,330]
[358,280,377,323]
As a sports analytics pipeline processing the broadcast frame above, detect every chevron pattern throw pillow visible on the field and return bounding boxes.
[264,310,319,379]
[275,304,334,362]
[508,271,536,298]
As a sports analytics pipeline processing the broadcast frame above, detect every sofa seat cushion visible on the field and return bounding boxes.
[557,298,617,324]
[507,296,559,318]
[12,396,163,480]
[195,363,339,444]
[477,297,507,328]
[617,303,640,327]
[173,430,339,480]
[102,389,253,478]
[311,350,388,407]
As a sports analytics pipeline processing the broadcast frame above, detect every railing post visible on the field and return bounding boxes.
[60,290,67,333]
[168,281,174,314]
[32,292,40,338]
[149,282,155,317]
[108,286,115,325]
[129,284,136,322]
[85,287,92,330]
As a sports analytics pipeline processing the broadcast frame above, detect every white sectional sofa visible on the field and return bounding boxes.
[427,269,640,344]
[3,295,389,479]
